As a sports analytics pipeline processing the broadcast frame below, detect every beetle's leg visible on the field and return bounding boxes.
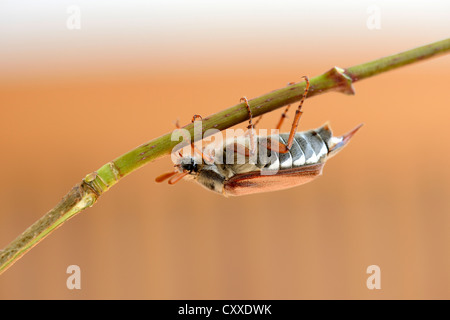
[175,118,198,157]
[191,114,202,122]
[260,78,309,154]
[284,76,310,151]
[275,104,291,130]
[259,137,288,153]
[174,118,195,156]
[232,142,252,157]
[253,115,263,128]
[240,97,256,156]
[188,115,214,163]
[275,82,296,130]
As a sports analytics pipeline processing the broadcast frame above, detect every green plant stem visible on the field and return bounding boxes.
[1,38,449,275]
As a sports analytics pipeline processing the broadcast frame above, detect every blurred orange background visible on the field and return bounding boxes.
[0,1,449,299]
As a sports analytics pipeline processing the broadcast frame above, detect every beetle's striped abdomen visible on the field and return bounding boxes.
[260,124,332,171]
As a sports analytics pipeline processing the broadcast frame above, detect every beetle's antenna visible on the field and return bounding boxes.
[168,172,188,185]
[155,171,178,183]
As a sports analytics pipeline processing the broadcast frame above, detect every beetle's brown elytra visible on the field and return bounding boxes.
[156,76,363,196]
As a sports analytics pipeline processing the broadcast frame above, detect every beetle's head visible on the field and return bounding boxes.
[155,155,202,185]
[175,156,201,175]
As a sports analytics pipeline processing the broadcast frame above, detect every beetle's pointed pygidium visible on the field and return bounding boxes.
[327,123,363,158]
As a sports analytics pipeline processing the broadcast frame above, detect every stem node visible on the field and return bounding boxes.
[324,66,356,95]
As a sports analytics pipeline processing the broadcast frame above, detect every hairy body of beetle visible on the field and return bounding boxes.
[176,123,359,196]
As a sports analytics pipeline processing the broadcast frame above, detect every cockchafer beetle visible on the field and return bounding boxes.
[156,76,362,196]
